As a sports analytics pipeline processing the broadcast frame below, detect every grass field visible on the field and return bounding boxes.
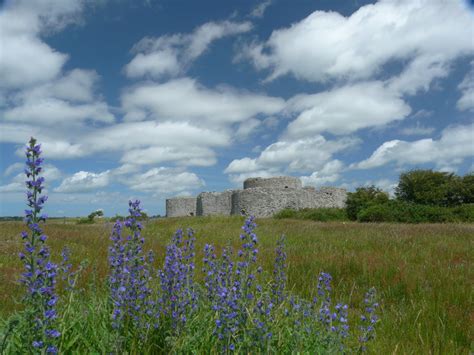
[1,216,472,353]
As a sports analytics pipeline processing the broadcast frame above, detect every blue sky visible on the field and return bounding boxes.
[0,0,473,217]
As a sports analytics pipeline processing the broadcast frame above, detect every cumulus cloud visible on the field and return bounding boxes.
[125,20,252,79]
[55,170,110,193]
[225,135,358,176]
[3,68,114,125]
[0,0,89,89]
[353,124,474,170]
[120,146,217,167]
[285,81,411,137]
[457,64,474,111]
[3,162,24,177]
[4,99,114,125]
[123,167,204,194]
[16,69,100,103]
[242,0,473,83]
[0,1,114,159]
[0,163,62,192]
[300,160,345,187]
[85,120,229,157]
[122,77,285,125]
[2,120,231,167]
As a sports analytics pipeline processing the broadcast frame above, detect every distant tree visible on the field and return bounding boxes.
[88,209,104,221]
[462,173,474,204]
[77,209,104,224]
[346,186,390,220]
[395,169,465,206]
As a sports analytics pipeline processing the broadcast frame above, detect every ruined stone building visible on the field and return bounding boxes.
[165,176,347,218]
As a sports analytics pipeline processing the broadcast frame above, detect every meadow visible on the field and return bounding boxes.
[1,216,472,353]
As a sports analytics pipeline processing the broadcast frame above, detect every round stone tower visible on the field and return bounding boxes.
[243,176,302,190]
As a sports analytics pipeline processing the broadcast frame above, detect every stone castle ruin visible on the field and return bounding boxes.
[166,176,347,218]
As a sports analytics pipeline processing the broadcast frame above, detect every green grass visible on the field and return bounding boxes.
[0,216,472,353]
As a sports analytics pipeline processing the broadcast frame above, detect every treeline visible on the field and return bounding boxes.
[275,169,474,223]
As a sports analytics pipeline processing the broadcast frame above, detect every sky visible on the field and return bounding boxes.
[0,0,473,217]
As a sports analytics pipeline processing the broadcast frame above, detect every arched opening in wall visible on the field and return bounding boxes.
[189,212,194,216]
[285,186,288,188]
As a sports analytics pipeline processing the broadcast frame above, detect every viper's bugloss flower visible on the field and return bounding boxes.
[19,137,60,351]
[108,200,154,333]
[359,287,379,351]
[159,228,197,331]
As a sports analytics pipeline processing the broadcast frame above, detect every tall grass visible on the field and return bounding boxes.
[0,218,472,353]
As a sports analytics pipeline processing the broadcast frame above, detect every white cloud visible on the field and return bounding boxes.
[235,118,262,139]
[3,68,114,125]
[249,0,273,18]
[227,170,277,187]
[86,120,229,153]
[387,54,450,96]
[300,160,344,187]
[120,146,217,167]
[125,50,181,79]
[122,78,285,125]
[0,182,24,193]
[125,20,252,79]
[0,163,61,192]
[243,0,473,83]
[457,64,474,111]
[55,170,110,193]
[399,124,435,136]
[4,99,114,125]
[353,123,474,170]
[363,178,397,196]
[1,120,232,167]
[0,0,89,89]
[285,82,410,137]
[123,167,204,193]
[225,135,358,175]
[3,163,24,177]
[17,69,100,103]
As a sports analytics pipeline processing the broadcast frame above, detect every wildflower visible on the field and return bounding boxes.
[19,137,60,351]
[108,200,154,333]
[159,228,197,331]
[359,287,379,351]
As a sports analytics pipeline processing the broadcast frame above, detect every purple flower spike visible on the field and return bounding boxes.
[19,137,60,352]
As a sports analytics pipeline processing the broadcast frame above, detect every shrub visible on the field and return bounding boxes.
[274,208,298,219]
[76,217,94,224]
[451,204,474,222]
[395,169,468,206]
[346,186,390,220]
[357,201,474,223]
[357,203,397,222]
[461,173,474,204]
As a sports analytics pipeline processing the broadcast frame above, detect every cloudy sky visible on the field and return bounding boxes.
[0,0,473,216]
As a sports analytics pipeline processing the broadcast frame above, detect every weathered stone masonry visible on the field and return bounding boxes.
[165,176,347,218]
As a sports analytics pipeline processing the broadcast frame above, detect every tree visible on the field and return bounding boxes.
[88,209,104,221]
[395,169,464,206]
[346,186,390,220]
[462,173,474,204]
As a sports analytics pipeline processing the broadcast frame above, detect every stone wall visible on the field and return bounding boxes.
[166,197,197,217]
[243,176,302,190]
[197,190,234,216]
[231,187,305,217]
[165,176,347,218]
